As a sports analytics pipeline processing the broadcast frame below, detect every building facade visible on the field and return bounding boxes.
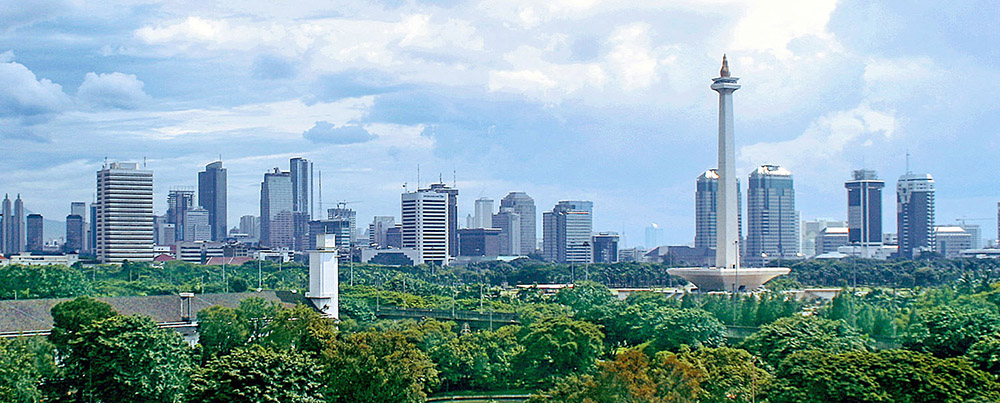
[746,165,799,266]
[815,226,849,255]
[457,228,501,257]
[327,208,357,246]
[542,200,593,264]
[289,157,313,218]
[96,162,154,262]
[368,216,395,247]
[694,169,743,250]
[500,192,536,255]
[1,194,26,255]
[166,189,194,244]
[473,198,493,229]
[934,226,972,259]
[65,214,85,253]
[26,214,43,253]
[493,209,521,255]
[183,207,212,242]
[592,232,619,263]
[425,183,459,257]
[260,168,293,248]
[897,173,935,258]
[845,169,884,247]
[402,190,449,265]
[198,161,227,241]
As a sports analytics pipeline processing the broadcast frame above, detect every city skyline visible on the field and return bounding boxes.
[0,1,998,247]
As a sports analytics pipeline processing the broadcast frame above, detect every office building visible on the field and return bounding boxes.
[500,192,536,255]
[493,209,521,255]
[935,226,972,259]
[542,200,593,264]
[154,215,174,246]
[592,232,620,263]
[327,207,357,246]
[65,214,84,253]
[368,216,395,247]
[401,190,449,265]
[645,224,663,249]
[1,194,25,255]
[694,169,743,250]
[239,215,260,241]
[457,228,501,257]
[260,168,293,248]
[473,198,493,229]
[959,224,982,250]
[70,202,88,252]
[166,189,194,244]
[96,162,154,262]
[746,165,799,266]
[290,157,313,218]
[26,214,43,253]
[425,183,459,257]
[897,173,935,258]
[309,219,352,250]
[385,225,403,248]
[198,161,227,241]
[89,203,97,254]
[845,169,884,248]
[183,207,212,242]
[815,226,849,255]
[801,219,845,257]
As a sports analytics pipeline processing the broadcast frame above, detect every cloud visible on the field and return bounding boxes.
[251,55,297,80]
[302,121,377,144]
[0,0,66,32]
[0,57,71,117]
[77,72,152,110]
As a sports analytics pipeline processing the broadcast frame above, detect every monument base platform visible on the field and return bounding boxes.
[667,267,790,292]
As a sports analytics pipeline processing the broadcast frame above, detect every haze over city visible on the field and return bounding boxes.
[1,0,998,247]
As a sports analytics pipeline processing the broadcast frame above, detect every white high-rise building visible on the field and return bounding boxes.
[96,162,154,262]
[897,173,935,258]
[473,198,494,229]
[402,190,449,265]
[184,207,212,242]
[542,200,593,264]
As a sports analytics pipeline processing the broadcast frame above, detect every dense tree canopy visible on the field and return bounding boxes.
[187,345,325,403]
[743,315,870,368]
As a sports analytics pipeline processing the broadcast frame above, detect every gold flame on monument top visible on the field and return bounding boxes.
[720,54,730,77]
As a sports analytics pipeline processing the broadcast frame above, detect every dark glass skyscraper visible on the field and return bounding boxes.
[26,214,43,253]
[66,214,84,253]
[260,168,293,248]
[897,173,935,258]
[198,161,227,241]
[694,169,742,250]
[746,165,798,266]
[290,157,313,218]
[845,169,883,246]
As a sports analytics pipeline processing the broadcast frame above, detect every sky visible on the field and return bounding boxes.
[1,0,999,247]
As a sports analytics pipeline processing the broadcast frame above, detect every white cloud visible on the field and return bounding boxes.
[0,58,71,117]
[77,72,152,110]
[302,121,376,144]
[739,103,895,188]
[605,22,662,90]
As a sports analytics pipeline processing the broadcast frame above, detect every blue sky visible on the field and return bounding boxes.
[1,0,998,247]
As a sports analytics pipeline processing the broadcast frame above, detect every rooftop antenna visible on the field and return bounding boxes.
[218,154,222,163]
[318,170,323,217]
[453,170,456,188]
[104,156,108,168]
[905,150,911,174]
[439,172,443,184]
[417,164,421,189]
[143,156,146,168]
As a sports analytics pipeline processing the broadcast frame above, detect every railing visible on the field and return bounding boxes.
[375,307,520,324]
[426,395,530,402]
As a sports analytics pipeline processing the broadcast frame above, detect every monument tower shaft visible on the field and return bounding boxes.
[712,55,741,269]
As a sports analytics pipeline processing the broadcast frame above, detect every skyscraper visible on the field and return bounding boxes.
[473,198,494,228]
[845,169,884,247]
[1,194,11,254]
[402,189,449,265]
[897,173,935,258]
[500,192,536,255]
[746,165,799,266]
[327,207,357,246]
[70,202,88,252]
[592,232,619,263]
[425,183,459,257]
[260,168,293,248]
[198,161,227,241]
[542,200,593,264]
[96,162,154,262]
[645,224,663,249]
[166,189,194,244]
[694,169,742,250]
[368,216,395,247]
[239,215,260,241]
[493,209,521,255]
[26,213,43,253]
[290,157,313,218]
[65,214,84,253]
[2,195,26,255]
[183,207,212,242]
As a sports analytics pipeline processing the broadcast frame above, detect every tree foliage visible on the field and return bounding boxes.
[902,306,1000,358]
[320,330,438,403]
[0,337,57,403]
[515,316,604,386]
[187,345,325,403]
[742,315,869,368]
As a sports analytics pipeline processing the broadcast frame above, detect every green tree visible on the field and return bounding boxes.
[236,297,280,343]
[431,325,524,391]
[555,280,617,322]
[650,308,727,352]
[0,264,89,300]
[321,330,438,403]
[679,347,770,403]
[966,333,1000,375]
[262,303,338,354]
[515,316,604,386]
[66,315,193,403]
[903,306,1000,357]
[187,345,324,403]
[768,349,1000,403]
[197,305,248,360]
[742,315,869,368]
[49,296,118,357]
[0,337,57,403]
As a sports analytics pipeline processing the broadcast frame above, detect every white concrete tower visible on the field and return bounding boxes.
[712,55,741,269]
[307,234,339,318]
